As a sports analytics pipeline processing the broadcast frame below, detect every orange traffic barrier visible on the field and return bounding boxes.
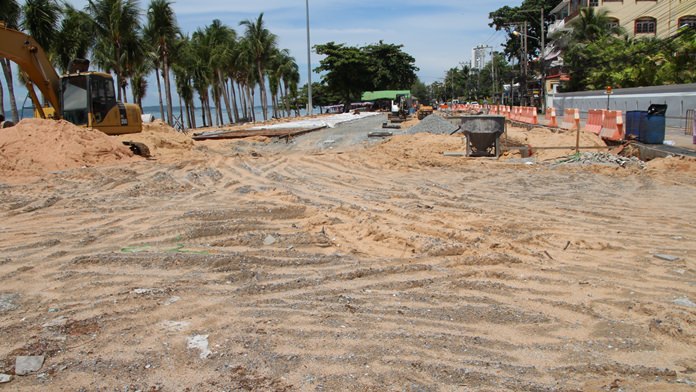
[600,110,624,141]
[523,107,538,124]
[585,109,604,134]
[545,107,558,127]
[561,108,580,130]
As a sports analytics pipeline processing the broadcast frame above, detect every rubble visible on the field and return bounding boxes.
[551,152,646,169]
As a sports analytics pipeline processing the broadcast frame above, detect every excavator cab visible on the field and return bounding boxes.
[60,73,141,135]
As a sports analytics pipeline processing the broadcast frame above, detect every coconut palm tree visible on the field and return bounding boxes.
[144,0,178,125]
[569,7,625,43]
[21,0,61,53]
[171,35,196,128]
[205,19,236,125]
[240,13,277,121]
[0,0,21,122]
[190,29,213,126]
[53,5,95,73]
[21,0,60,109]
[88,0,142,102]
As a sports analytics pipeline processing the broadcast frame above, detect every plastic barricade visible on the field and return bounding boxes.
[545,108,558,127]
[561,108,580,130]
[524,107,538,125]
[599,110,624,141]
[585,109,604,134]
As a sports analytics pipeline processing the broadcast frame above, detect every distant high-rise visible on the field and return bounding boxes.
[471,45,492,70]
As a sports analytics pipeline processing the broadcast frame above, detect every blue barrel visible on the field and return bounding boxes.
[625,111,645,139]
[639,114,666,144]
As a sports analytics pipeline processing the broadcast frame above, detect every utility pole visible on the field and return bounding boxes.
[305,0,313,115]
[540,7,546,111]
[522,21,528,106]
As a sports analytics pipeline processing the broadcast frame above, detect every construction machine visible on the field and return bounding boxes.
[0,23,149,156]
[416,104,433,120]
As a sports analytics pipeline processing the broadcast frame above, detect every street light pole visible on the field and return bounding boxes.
[305,0,313,115]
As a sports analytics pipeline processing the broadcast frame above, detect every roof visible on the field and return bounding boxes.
[550,0,569,16]
[361,90,410,101]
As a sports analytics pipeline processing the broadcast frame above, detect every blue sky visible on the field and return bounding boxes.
[3,0,522,107]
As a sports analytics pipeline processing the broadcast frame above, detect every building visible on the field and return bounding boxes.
[549,0,696,39]
[470,45,492,71]
[544,0,695,107]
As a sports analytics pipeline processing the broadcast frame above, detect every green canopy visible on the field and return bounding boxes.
[361,90,410,101]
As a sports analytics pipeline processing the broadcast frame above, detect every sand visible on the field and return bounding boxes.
[0,115,695,391]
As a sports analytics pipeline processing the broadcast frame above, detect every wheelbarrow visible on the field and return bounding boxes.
[447,115,506,157]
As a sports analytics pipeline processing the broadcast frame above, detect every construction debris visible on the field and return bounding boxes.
[552,152,646,169]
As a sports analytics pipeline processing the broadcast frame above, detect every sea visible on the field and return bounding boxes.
[3,105,311,129]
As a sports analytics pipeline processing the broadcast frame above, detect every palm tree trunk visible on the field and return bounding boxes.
[0,78,4,115]
[256,60,268,120]
[230,80,239,123]
[240,82,248,120]
[205,94,213,127]
[217,70,233,124]
[2,59,19,122]
[178,93,184,130]
[155,65,165,121]
[199,96,207,127]
[163,53,174,125]
[247,86,255,122]
[185,98,192,129]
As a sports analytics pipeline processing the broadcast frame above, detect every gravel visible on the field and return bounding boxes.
[551,152,646,169]
[405,114,458,135]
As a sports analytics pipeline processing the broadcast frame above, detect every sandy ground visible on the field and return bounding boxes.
[1,115,695,391]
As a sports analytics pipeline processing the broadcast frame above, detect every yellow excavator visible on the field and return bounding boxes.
[0,23,150,156]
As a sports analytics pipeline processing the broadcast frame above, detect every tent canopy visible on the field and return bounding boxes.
[361,90,410,101]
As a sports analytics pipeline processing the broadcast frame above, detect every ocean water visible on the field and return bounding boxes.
[4,105,310,129]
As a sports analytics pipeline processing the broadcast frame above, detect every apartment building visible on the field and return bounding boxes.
[549,0,696,39]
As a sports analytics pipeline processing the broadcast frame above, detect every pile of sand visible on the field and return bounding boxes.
[0,118,136,178]
[116,120,194,160]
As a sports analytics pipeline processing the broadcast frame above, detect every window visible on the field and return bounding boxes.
[608,17,620,30]
[679,16,696,29]
[635,17,656,34]
[589,0,599,6]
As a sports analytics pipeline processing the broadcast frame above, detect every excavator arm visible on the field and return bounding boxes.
[0,24,62,118]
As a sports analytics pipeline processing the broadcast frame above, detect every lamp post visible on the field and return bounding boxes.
[305,0,313,115]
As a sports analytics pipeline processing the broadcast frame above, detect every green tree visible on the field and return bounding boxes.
[364,41,418,90]
[240,13,277,121]
[53,5,94,73]
[145,0,179,125]
[0,0,22,121]
[89,0,142,102]
[314,42,372,111]
[21,0,61,54]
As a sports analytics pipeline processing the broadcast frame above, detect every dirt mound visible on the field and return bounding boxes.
[646,155,696,173]
[116,120,194,159]
[0,118,136,178]
[362,133,469,169]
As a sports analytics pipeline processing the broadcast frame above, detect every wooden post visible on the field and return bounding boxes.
[575,121,581,154]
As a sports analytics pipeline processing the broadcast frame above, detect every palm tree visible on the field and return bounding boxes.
[0,0,21,122]
[88,0,142,102]
[240,13,277,121]
[190,29,213,126]
[53,4,95,73]
[21,0,61,53]
[568,7,625,43]
[171,35,196,128]
[205,20,236,125]
[144,0,178,125]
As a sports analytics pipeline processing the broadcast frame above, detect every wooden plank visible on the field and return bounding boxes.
[192,125,327,141]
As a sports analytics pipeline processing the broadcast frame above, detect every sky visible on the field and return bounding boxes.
[3,0,522,108]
